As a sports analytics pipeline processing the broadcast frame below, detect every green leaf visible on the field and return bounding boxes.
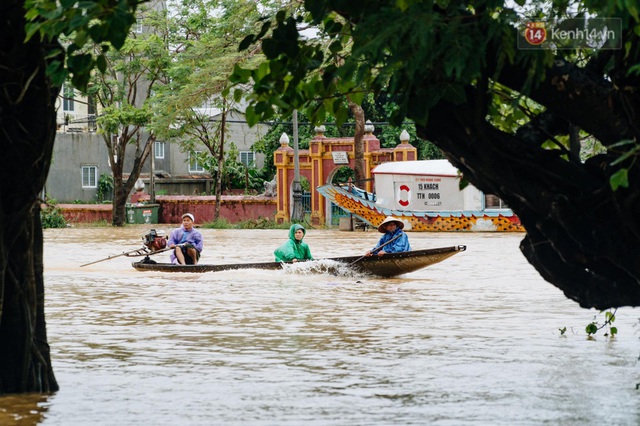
[46,60,67,87]
[334,105,348,126]
[348,90,364,105]
[96,54,107,73]
[233,89,244,103]
[324,19,342,35]
[585,323,598,335]
[307,103,326,125]
[329,40,342,54]
[628,63,640,76]
[88,23,106,43]
[239,34,255,51]
[24,22,42,42]
[256,21,271,40]
[605,311,615,323]
[74,29,88,47]
[609,168,629,191]
[245,106,258,127]
[67,52,93,72]
[229,64,251,84]
[331,98,342,115]
[255,62,270,81]
[459,177,470,190]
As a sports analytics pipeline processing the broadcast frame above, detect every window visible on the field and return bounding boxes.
[239,151,255,167]
[485,194,509,209]
[155,141,165,159]
[133,21,143,33]
[189,151,204,173]
[63,84,75,112]
[82,166,97,188]
[87,95,97,131]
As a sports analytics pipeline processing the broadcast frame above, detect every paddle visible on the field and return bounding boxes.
[349,232,403,266]
[80,246,172,267]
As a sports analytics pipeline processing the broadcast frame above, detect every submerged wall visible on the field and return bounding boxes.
[155,195,277,224]
[57,195,277,224]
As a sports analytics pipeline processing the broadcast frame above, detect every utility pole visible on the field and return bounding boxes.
[150,142,156,204]
[290,110,304,222]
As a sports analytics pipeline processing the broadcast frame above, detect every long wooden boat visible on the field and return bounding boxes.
[318,160,524,232]
[131,245,466,278]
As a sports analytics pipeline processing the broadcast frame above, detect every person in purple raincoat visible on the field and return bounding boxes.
[168,213,203,265]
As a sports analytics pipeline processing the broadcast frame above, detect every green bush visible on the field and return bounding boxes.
[41,201,67,228]
[97,174,114,202]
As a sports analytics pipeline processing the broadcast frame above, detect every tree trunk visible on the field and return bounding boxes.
[0,0,59,393]
[112,173,129,226]
[214,106,227,221]
[348,100,366,184]
[110,133,154,227]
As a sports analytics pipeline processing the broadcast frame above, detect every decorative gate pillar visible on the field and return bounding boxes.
[394,130,417,161]
[274,121,417,226]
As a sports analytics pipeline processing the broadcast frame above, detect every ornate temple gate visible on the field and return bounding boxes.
[274,123,417,226]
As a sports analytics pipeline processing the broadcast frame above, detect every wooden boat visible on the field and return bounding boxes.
[131,245,466,278]
[317,159,524,232]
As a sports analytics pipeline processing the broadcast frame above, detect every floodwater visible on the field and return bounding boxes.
[1,226,639,425]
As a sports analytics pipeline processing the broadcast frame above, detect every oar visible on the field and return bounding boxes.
[80,246,172,267]
[349,232,403,266]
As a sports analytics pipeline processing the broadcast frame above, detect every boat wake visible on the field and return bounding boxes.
[281,259,368,278]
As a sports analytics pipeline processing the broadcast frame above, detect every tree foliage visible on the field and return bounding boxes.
[86,1,171,225]
[151,0,279,215]
[232,0,640,309]
[25,0,140,90]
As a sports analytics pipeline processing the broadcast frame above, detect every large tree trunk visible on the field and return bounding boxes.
[419,79,640,309]
[0,0,59,393]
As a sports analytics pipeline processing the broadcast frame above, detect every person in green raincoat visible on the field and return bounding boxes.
[274,224,313,262]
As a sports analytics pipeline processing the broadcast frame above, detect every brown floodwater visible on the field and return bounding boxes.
[1,225,639,425]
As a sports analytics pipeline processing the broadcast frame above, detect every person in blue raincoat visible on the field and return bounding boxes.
[365,216,411,257]
[168,213,204,265]
[274,224,313,262]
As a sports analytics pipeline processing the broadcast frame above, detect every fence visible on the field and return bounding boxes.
[302,192,349,225]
